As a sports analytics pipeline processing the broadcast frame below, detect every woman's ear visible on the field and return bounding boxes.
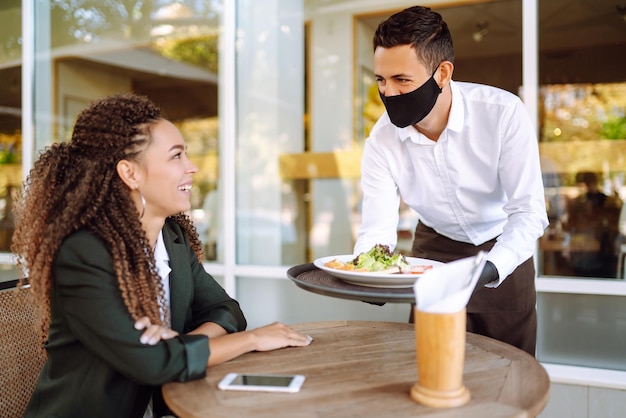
[437,61,454,88]
[116,159,139,189]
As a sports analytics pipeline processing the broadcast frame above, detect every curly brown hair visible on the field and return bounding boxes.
[11,93,204,337]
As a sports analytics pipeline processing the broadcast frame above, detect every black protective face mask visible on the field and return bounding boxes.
[379,71,442,128]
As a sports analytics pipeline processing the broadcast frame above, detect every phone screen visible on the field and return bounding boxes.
[218,373,306,393]
[231,374,295,387]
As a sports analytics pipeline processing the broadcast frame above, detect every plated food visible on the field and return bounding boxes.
[323,244,433,274]
[313,245,444,288]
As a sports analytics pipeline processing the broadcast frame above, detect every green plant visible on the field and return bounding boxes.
[600,116,626,140]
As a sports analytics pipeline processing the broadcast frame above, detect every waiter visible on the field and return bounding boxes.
[354,6,548,356]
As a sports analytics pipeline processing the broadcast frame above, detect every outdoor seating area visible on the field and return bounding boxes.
[1,0,626,417]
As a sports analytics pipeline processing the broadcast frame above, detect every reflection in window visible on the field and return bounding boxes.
[0,1,22,255]
[178,118,219,260]
[539,83,626,278]
[541,83,626,143]
[43,1,223,260]
[537,0,626,279]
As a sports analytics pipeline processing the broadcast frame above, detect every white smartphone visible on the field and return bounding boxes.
[217,373,306,393]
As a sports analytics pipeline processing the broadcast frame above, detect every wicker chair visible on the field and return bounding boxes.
[0,280,46,418]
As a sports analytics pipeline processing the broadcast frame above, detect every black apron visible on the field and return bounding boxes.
[411,222,537,356]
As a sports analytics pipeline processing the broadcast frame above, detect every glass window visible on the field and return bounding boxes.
[537,0,626,279]
[535,0,626,373]
[0,0,22,283]
[235,0,305,265]
[538,292,626,371]
[30,1,223,262]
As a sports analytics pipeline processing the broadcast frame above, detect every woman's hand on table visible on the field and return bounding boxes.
[134,316,179,345]
[249,322,313,351]
[194,321,313,367]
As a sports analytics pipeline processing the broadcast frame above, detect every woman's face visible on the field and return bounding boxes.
[136,119,198,220]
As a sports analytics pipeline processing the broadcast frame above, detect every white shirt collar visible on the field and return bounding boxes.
[447,80,465,133]
[153,230,171,318]
[154,231,170,275]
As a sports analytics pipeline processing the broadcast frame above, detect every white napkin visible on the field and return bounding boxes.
[413,253,487,313]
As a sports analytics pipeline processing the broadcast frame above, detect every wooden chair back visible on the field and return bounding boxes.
[0,280,46,418]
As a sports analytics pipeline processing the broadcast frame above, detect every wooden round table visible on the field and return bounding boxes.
[162,320,549,417]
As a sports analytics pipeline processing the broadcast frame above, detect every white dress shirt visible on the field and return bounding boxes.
[355,80,549,283]
[144,230,173,418]
[153,230,172,323]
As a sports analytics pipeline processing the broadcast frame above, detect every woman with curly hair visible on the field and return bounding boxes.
[13,93,312,418]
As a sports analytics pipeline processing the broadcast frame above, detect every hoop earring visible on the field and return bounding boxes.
[139,194,146,219]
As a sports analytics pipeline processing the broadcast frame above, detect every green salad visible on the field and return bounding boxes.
[351,244,410,272]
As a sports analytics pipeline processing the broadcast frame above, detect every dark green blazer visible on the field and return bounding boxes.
[24,219,247,418]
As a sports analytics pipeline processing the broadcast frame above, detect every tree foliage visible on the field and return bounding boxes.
[155,34,219,73]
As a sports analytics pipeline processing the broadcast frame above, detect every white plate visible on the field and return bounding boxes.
[313,255,445,288]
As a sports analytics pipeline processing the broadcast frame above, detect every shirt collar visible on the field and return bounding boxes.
[154,230,171,277]
[447,80,464,133]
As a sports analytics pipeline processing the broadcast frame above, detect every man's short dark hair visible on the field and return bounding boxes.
[373,5,455,73]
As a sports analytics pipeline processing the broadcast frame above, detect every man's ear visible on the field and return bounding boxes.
[437,60,454,88]
[116,159,140,189]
